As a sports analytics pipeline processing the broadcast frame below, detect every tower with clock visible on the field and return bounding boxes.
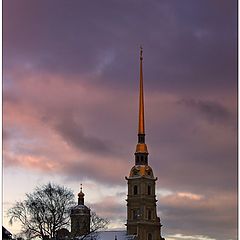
[126,47,165,240]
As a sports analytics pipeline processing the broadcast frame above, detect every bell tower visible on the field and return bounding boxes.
[70,185,90,238]
[126,47,165,240]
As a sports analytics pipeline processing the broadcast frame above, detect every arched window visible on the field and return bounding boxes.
[133,210,137,219]
[148,185,151,195]
[148,233,152,240]
[133,209,140,219]
[148,210,152,220]
[136,155,140,165]
[133,185,138,195]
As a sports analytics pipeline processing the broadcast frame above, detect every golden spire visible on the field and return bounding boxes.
[138,46,145,135]
[135,46,148,155]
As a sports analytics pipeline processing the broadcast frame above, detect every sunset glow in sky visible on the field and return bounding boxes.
[3,1,237,240]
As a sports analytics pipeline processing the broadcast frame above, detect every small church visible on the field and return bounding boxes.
[70,48,165,240]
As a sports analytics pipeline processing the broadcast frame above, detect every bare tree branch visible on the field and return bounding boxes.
[8,183,76,240]
[80,212,109,240]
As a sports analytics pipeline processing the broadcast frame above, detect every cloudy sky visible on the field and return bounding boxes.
[3,1,237,240]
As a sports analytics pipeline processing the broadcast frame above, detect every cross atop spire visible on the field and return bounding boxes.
[78,183,85,205]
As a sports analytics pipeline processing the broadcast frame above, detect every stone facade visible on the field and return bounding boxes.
[126,165,163,240]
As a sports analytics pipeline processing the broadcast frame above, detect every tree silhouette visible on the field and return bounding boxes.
[8,183,75,239]
[80,212,109,239]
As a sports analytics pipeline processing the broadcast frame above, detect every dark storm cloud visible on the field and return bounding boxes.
[55,116,112,155]
[142,97,237,194]
[177,98,235,125]
[158,192,237,239]
[3,0,237,92]
[60,156,128,185]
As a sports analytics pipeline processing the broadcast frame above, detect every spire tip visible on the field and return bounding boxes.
[140,46,143,60]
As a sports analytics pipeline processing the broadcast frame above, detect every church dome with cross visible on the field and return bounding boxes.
[70,185,91,238]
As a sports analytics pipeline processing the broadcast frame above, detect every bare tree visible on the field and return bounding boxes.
[80,212,109,240]
[8,183,75,239]
[90,212,108,232]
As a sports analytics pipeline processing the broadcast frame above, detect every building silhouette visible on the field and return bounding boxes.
[70,185,90,238]
[2,226,12,240]
[70,48,165,240]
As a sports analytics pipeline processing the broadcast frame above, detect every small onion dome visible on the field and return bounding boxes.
[71,204,90,215]
[78,184,85,205]
[78,190,85,198]
[129,165,154,178]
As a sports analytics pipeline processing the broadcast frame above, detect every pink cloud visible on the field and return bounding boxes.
[177,192,204,201]
[159,191,237,238]
[3,69,236,191]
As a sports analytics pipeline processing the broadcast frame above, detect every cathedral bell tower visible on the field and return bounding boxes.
[70,185,90,238]
[126,48,165,240]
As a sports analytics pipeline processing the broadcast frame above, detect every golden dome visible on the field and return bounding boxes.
[135,143,148,153]
[129,165,154,178]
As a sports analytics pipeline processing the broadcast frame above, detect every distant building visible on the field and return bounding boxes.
[56,228,70,240]
[70,185,90,238]
[78,231,137,240]
[70,48,165,240]
[2,226,12,240]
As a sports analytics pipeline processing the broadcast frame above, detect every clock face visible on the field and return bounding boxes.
[146,166,153,174]
[130,165,153,177]
[133,168,140,176]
